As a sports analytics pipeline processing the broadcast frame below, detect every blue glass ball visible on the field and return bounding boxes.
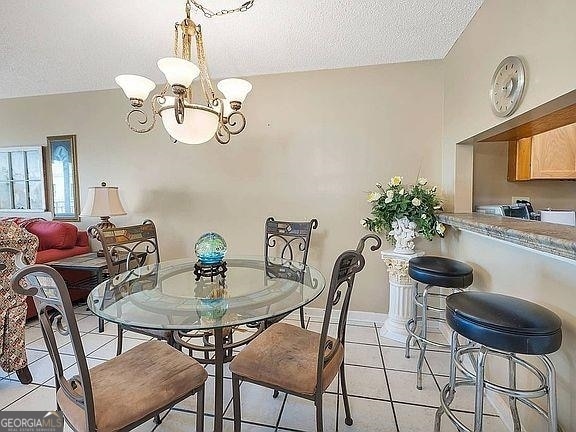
[195,232,227,264]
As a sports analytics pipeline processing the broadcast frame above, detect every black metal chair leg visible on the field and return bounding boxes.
[153,414,162,424]
[232,375,242,432]
[340,364,353,426]
[299,307,306,329]
[315,396,323,432]
[15,365,32,384]
[273,389,280,399]
[196,385,205,432]
[116,325,124,356]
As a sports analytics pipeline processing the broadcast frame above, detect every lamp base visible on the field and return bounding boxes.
[87,217,118,257]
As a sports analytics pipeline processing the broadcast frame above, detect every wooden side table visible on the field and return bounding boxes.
[379,249,424,343]
[46,253,111,332]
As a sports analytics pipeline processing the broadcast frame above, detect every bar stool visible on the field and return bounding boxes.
[405,256,473,389]
[436,292,562,432]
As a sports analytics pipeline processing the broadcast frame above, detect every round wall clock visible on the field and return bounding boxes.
[489,56,526,117]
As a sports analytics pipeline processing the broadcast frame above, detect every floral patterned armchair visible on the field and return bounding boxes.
[0,221,39,383]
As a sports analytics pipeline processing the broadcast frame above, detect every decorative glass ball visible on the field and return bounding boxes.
[195,232,227,264]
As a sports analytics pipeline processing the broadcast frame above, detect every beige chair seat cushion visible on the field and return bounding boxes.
[57,341,207,432]
[229,322,344,396]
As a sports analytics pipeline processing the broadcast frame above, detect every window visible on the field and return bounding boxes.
[0,147,46,211]
[46,135,80,221]
[0,135,80,221]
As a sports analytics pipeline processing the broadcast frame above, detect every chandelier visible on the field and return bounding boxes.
[115,0,254,145]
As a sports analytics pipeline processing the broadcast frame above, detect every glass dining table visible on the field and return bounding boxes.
[87,256,325,432]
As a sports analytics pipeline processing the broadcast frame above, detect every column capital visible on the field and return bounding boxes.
[381,249,425,284]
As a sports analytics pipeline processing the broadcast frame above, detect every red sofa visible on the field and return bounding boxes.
[1,218,91,318]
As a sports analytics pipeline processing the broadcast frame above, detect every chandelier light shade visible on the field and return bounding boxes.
[157,57,200,88]
[115,75,156,103]
[115,0,254,145]
[217,79,253,104]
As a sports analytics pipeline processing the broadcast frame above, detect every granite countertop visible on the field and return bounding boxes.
[438,213,576,261]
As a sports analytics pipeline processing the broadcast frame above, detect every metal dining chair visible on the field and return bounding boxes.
[90,219,175,355]
[229,234,381,432]
[264,217,318,328]
[10,256,208,432]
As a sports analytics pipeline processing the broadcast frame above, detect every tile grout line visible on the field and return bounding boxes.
[0,384,42,411]
[375,322,400,432]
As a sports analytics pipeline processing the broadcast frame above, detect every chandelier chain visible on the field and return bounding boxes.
[195,28,216,102]
[187,0,255,18]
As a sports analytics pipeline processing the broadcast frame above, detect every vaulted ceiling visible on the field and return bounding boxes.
[0,0,483,99]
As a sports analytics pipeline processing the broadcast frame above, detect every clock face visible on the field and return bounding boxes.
[490,56,525,117]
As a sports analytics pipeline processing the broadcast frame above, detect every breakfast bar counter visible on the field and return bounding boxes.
[438,213,576,261]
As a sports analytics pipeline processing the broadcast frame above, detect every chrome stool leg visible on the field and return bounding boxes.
[416,284,431,390]
[508,355,522,432]
[435,331,460,432]
[405,282,419,359]
[541,355,559,432]
[473,346,488,432]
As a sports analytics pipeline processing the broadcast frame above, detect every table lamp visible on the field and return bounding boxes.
[81,182,127,255]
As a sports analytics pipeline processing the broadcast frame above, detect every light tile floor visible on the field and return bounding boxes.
[0,306,509,432]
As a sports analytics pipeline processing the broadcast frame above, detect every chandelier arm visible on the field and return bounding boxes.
[226,111,247,135]
[125,87,168,134]
[215,122,231,145]
[126,108,156,134]
[174,97,185,124]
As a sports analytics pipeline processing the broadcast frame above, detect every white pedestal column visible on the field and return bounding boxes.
[379,249,424,343]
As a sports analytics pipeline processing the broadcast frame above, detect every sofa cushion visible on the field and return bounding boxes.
[24,220,78,250]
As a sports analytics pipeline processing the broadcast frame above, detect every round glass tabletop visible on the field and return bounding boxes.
[87,257,325,331]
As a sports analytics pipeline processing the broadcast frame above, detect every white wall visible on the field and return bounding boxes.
[0,61,444,313]
[442,0,576,211]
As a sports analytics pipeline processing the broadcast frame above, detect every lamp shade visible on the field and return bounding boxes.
[80,183,127,217]
[157,57,200,88]
[159,97,220,145]
[217,78,252,103]
[115,75,156,101]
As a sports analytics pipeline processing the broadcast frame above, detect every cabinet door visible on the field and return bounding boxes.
[531,123,576,179]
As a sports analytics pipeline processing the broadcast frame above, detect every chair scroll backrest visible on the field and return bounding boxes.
[316,234,382,392]
[91,219,160,278]
[10,257,96,432]
[264,217,318,266]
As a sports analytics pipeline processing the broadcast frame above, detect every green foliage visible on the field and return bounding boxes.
[362,177,445,241]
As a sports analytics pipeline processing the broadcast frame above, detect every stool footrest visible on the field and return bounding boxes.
[405,317,450,350]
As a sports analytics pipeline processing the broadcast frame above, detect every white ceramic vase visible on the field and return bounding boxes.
[389,216,417,254]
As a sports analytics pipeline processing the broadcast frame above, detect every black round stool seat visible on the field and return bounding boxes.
[446,292,562,355]
[408,256,473,289]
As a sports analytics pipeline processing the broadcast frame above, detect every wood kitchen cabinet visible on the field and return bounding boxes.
[508,122,576,181]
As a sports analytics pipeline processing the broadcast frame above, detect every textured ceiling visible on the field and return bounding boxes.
[0,0,483,99]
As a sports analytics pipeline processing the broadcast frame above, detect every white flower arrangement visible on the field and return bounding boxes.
[362,176,445,241]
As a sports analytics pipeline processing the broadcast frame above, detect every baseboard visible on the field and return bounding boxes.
[303,307,387,325]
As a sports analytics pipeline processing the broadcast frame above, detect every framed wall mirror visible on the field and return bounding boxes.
[45,135,80,221]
